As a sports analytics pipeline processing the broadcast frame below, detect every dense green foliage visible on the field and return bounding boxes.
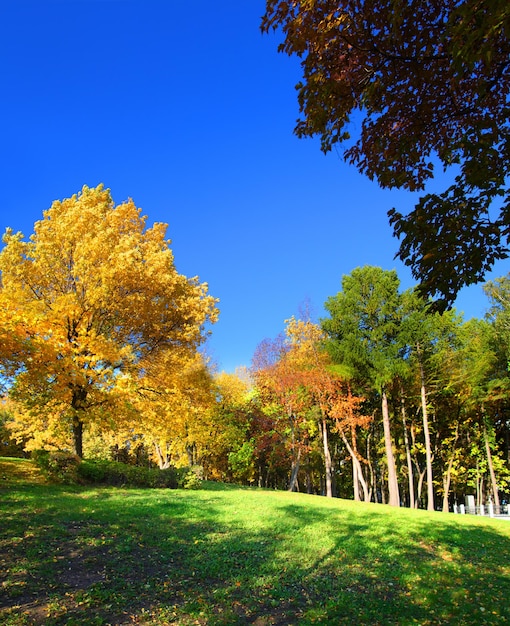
[30,451,203,490]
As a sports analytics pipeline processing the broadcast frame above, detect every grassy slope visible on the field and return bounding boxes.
[1,458,509,625]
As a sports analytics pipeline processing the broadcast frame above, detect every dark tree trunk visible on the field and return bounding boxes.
[71,386,87,458]
[72,417,83,459]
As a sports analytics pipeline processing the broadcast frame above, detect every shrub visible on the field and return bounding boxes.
[32,450,81,484]
[76,459,109,483]
[33,455,203,490]
[77,459,180,488]
[178,465,204,490]
[0,410,27,458]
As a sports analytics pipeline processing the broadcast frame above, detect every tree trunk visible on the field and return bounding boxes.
[287,410,302,492]
[483,422,500,507]
[350,425,365,501]
[399,385,415,508]
[366,431,375,502]
[321,417,333,498]
[352,456,360,501]
[186,443,197,466]
[442,460,454,512]
[71,386,87,458]
[417,350,435,511]
[416,467,426,508]
[381,388,400,506]
[476,464,483,507]
[340,430,369,501]
[72,416,83,459]
[154,442,171,469]
[306,468,314,494]
[442,421,459,512]
[288,447,301,492]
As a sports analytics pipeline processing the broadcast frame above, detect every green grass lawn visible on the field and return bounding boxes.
[1,457,509,625]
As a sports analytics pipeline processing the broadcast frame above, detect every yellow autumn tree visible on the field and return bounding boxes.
[202,370,255,481]
[132,351,216,469]
[0,185,218,457]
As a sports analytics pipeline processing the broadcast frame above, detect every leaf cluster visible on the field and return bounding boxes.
[262,0,510,305]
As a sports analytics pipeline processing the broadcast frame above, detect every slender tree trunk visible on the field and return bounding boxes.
[410,423,425,508]
[476,465,482,507]
[483,421,500,507]
[417,349,435,511]
[306,467,313,494]
[287,411,301,492]
[381,388,400,506]
[416,467,426,508]
[321,417,333,498]
[186,446,192,466]
[442,421,459,512]
[340,430,369,501]
[288,447,301,492]
[154,442,171,469]
[352,424,369,501]
[399,385,415,508]
[442,460,454,512]
[352,457,360,501]
[154,442,164,469]
[380,476,386,504]
[366,431,375,502]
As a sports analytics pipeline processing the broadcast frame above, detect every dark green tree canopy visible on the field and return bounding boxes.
[262,0,510,308]
[321,266,404,387]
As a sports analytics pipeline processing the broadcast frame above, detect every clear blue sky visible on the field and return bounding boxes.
[1,1,508,373]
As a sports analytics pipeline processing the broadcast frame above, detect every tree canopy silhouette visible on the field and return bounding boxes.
[262,0,510,308]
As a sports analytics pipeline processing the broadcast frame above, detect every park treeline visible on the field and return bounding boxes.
[1,187,509,510]
[208,265,510,512]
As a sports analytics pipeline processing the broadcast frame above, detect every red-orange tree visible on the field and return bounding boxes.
[329,383,372,501]
[285,316,372,499]
[252,334,312,491]
[253,317,370,497]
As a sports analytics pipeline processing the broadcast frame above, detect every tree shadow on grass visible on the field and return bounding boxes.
[1,486,510,625]
[271,501,510,625]
[2,485,284,624]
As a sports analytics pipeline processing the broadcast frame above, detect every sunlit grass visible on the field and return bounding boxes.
[1,457,510,624]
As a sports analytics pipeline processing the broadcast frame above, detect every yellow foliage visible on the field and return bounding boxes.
[284,316,327,369]
[129,351,217,467]
[215,371,252,407]
[0,185,218,456]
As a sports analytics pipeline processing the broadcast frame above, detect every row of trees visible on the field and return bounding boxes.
[1,187,509,510]
[184,266,510,511]
[171,265,510,511]
[247,267,510,510]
